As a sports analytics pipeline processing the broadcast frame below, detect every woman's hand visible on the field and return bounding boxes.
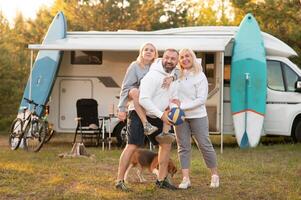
[161,110,172,125]
[161,76,174,89]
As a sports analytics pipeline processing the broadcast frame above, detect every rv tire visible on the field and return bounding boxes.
[292,120,301,143]
[113,121,127,147]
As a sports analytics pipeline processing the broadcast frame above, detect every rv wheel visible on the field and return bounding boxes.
[292,120,301,143]
[113,121,127,147]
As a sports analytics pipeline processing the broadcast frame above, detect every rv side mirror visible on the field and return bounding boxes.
[295,79,301,93]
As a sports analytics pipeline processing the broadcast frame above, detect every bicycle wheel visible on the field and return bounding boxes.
[24,119,47,152]
[8,118,24,150]
[44,123,55,144]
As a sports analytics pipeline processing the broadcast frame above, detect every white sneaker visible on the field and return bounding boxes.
[144,122,158,136]
[178,177,191,189]
[210,175,219,188]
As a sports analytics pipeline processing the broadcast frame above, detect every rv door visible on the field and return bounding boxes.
[59,79,93,131]
[264,57,301,136]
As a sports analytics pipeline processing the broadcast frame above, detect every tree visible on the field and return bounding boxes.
[27,8,54,44]
[188,0,236,26]
[154,0,189,29]
[0,12,25,130]
[46,0,190,31]
[231,0,301,67]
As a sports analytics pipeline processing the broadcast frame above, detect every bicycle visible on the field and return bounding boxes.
[42,105,56,144]
[9,98,47,152]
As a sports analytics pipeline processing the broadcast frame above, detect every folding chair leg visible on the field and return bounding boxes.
[96,130,100,147]
[79,121,83,143]
[74,129,78,144]
[102,119,105,151]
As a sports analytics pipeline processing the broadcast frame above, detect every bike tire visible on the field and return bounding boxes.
[44,128,55,144]
[24,119,47,152]
[8,118,24,150]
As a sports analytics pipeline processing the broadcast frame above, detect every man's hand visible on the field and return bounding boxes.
[161,110,172,125]
[117,111,127,122]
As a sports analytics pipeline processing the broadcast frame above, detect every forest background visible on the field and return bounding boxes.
[0,0,300,131]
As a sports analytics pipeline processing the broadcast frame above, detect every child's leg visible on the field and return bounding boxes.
[155,123,175,144]
[128,88,147,124]
[163,123,171,133]
[128,88,158,135]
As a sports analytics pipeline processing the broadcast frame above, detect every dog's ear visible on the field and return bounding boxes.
[150,155,159,170]
[170,165,177,177]
[172,166,177,175]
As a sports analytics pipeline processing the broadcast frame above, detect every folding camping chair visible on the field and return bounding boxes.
[73,98,104,147]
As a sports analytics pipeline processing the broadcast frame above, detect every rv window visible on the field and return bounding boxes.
[224,56,231,84]
[71,51,102,65]
[267,61,285,91]
[282,63,299,92]
[97,76,120,88]
[204,53,216,92]
[204,54,215,78]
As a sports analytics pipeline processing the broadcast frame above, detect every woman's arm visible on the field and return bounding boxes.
[181,75,208,110]
[118,63,138,112]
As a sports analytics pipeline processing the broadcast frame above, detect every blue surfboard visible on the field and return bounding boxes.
[230,13,267,148]
[19,12,67,116]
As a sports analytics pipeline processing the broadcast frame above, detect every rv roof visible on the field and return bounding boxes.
[28,26,297,57]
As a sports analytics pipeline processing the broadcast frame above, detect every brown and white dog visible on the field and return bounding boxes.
[124,148,177,183]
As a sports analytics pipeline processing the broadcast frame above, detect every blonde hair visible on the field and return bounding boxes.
[178,48,202,79]
[136,42,158,67]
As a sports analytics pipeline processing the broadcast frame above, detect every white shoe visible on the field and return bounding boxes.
[144,122,158,136]
[178,177,191,189]
[210,175,219,188]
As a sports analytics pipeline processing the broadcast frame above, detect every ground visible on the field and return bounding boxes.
[0,133,300,200]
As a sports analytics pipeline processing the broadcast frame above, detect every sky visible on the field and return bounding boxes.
[0,0,54,25]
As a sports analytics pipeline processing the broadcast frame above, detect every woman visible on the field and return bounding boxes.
[175,48,219,189]
[117,43,159,135]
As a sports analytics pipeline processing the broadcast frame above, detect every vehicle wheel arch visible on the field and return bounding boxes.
[291,113,301,142]
[112,121,127,147]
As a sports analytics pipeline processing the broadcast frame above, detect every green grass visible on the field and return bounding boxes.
[0,134,300,200]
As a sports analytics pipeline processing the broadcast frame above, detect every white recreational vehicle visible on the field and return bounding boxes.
[28,26,301,146]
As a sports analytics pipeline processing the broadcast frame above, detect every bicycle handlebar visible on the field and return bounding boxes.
[24,98,46,108]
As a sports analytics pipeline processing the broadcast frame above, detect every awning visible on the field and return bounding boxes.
[28,34,232,52]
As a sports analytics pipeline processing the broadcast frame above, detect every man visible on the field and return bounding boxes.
[115,49,179,191]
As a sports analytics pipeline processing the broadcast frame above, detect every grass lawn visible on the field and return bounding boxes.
[0,133,300,200]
